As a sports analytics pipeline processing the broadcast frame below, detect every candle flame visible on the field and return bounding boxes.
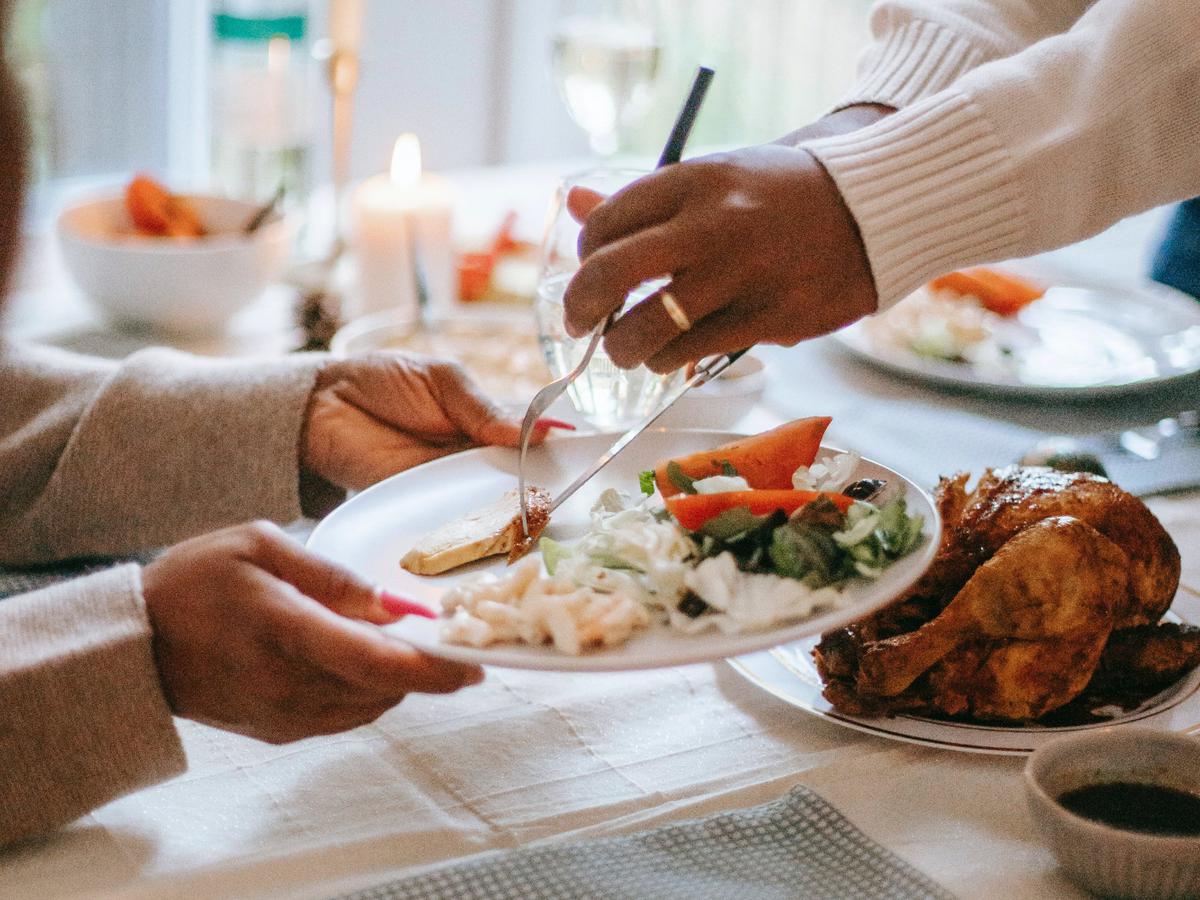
[390,134,422,187]
[267,36,292,74]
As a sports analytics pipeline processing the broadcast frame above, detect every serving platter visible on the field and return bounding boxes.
[834,276,1200,398]
[730,593,1200,756]
[308,429,940,672]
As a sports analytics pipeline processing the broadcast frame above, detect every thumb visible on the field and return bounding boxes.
[243,523,400,624]
[567,186,607,225]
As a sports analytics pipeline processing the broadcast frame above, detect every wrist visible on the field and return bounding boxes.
[774,103,896,148]
[799,147,880,319]
[299,361,348,517]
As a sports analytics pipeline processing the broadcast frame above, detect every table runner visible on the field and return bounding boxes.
[338,785,953,900]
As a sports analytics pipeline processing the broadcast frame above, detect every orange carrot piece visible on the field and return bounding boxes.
[665,489,853,532]
[125,174,205,238]
[653,416,832,495]
[929,267,1044,317]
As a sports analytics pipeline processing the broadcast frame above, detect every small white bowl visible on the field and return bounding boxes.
[1025,729,1200,899]
[57,192,291,333]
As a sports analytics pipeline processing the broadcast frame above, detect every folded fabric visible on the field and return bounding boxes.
[337,785,953,900]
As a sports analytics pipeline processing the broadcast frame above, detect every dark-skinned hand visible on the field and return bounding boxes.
[562,104,894,373]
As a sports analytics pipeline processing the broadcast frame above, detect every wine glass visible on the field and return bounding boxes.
[534,167,683,428]
[549,1,662,156]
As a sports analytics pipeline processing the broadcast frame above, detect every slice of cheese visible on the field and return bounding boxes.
[401,487,551,575]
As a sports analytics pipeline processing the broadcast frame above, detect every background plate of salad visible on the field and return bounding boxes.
[308,428,942,671]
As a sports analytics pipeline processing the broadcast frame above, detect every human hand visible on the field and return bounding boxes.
[563,105,893,373]
[302,353,571,493]
[142,521,482,744]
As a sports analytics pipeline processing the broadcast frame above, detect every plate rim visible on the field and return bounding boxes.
[308,428,943,673]
[833,276,1200,399]
[728,617,1200,756]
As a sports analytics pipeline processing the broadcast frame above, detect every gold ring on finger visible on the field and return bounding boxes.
[660,291,692,332]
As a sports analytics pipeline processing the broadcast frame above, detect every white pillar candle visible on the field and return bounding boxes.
[350,134,455,320]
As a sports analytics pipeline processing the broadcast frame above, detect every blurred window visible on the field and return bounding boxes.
[8,0,872,194]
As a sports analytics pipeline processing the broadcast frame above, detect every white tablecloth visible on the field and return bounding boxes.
[2,334,1196,899]
[2,187,1197,900]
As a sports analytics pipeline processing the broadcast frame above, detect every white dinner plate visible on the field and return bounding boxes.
[834,276,1200,398]
[729,591,1200,756]
[308,429,940,672]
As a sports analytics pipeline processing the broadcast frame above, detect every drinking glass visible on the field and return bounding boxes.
[535,168,684,429]
[549,1,661,156]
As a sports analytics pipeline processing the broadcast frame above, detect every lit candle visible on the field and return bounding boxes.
[350,134,455,319]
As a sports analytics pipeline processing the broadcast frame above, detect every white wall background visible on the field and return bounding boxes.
[27,0,872,186]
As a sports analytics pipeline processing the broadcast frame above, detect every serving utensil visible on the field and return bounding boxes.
[518,65,715,534]
[1019,409,1200,495]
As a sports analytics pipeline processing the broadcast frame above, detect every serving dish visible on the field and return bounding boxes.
[57,191,290,333]
[835,276,1200,398]
[308,429,940,672]
[730,595,1200,756]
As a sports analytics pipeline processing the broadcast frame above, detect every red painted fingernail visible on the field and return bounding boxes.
[380,591,437,619]
[535,417,577,431]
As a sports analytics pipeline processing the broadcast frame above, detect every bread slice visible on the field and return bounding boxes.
[400,487,551,575]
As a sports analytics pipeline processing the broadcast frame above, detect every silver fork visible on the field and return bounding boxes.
[517,317,609,534]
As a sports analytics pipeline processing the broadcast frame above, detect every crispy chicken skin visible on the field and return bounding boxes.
[911,467,1179,627]
[1089,623,1200,695]
[855,517,1122,700]
[813,467,1185,723]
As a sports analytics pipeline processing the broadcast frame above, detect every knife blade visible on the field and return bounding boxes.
[550,349,748,513]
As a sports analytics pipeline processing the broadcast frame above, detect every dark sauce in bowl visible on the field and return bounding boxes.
[1058,782,1200,836]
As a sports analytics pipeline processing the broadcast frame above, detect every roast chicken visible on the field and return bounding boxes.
[815,466,1186,722]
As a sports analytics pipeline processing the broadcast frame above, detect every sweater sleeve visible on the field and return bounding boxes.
[839,0,1093,110]
[802,0,1200,309]
[0,565,185,846]
[0,342,329,565]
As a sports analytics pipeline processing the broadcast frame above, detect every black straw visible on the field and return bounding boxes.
[656,66,715,168]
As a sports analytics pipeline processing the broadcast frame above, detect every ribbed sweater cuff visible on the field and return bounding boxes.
[837,20,987,111]
[802,91,1026,309]
[0,565,186,844]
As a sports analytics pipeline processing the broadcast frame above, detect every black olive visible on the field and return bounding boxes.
[842,478,886,501]
[677,593,710,619]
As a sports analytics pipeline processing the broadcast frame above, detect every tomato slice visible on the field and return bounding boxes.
[665,489,853,532]
[653,416,832,494]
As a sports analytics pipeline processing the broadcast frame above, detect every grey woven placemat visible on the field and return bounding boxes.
[338,786,955,900]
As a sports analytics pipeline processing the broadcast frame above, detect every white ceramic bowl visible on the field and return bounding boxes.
[1025,729,1200,899]
[57,192,291,333]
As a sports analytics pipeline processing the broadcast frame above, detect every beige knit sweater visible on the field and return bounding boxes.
[801,0,1200,308]
[0,341,326,845]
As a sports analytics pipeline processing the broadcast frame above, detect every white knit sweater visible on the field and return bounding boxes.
[800,0,1200,308]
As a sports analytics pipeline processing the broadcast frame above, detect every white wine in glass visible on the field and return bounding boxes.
[535,168,683,428]
[550,13,661,156]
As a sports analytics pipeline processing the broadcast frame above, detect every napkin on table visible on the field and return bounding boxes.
[336,785,954,900]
